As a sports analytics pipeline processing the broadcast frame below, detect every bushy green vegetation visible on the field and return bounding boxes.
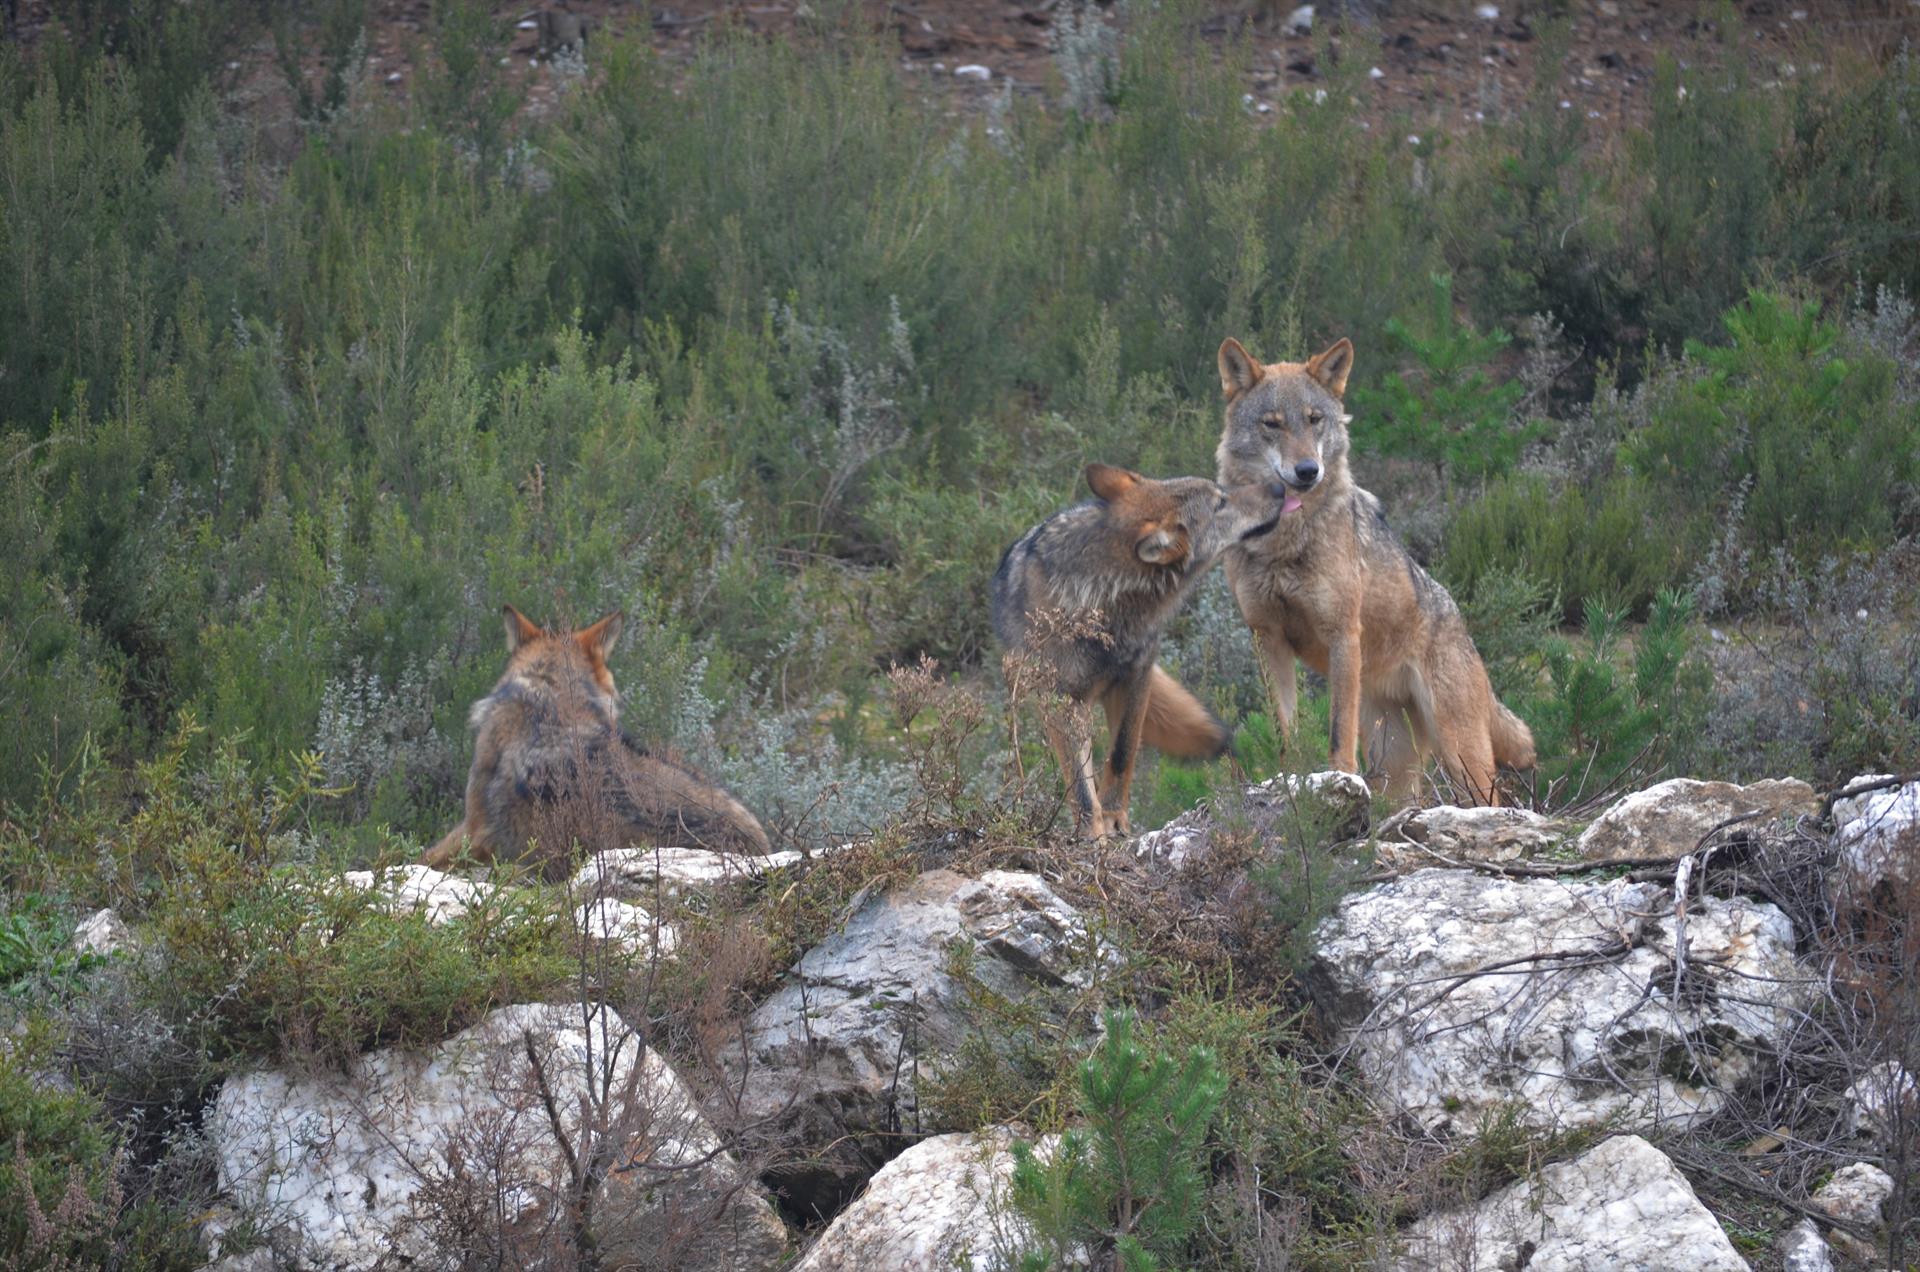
[3,0,1916,854]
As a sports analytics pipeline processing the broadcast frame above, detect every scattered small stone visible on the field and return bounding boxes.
[1814,1162,1894,1229]
[386,72,403,84]
[954,64,991,81]
[1790,8,1808,18]
[1559,99,1571,108]
[1313,88,1329,103]
[1284,4,1314,36]
[72,908,133,958]
[517,18,538,29]
[1406,133,1420,145]
[1474,3,1500,18]
[1778,1219,1836,1272]
[1368,66,1385,80]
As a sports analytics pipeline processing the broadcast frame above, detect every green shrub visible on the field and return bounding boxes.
[1351,272,1535,501]
[1521,589,1709,805]
[1441,471,1684,624]
[1623,289,1918,568]
[1010,1010,1226,1272]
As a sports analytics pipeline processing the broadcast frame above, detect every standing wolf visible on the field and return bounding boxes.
[422,605,770,877]
[1214,336,1535,803]
[992,464,1280,837]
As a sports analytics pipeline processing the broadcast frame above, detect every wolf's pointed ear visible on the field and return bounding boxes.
[1085,463,1140,502]
[1305,337,1355,398]
[1218,338,1263,399]
[577,611,624,659]
[502,605,543,653]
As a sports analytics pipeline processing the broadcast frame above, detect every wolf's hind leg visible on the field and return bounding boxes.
[1364,694,1423,801]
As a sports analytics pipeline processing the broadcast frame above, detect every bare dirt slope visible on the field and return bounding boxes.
[10,1,1920,143]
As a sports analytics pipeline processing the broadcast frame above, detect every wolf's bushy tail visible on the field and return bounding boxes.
[1490,700,1536,770]
[1141,664,1233,760]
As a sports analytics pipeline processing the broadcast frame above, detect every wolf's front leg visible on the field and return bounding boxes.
[1097,669,1155,837]
[1043,704,1105,839]
[1251,624,1300,745]
[1326,623,1365,775]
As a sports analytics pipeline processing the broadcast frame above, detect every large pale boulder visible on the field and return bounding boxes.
[1132,771,1371,869]
[730,869,1093,1217]
[1310,868,1806,1133]
[1831,775,1920,902]
[1573,777,1818,861]
[210,1003,786,1270]
[792,1128,1048,1271]
[1395,1135,1749,1271]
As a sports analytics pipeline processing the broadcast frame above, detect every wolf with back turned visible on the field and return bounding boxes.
[422,605,770,877]
[1214,336,1535,804]
[992,463,1280,838]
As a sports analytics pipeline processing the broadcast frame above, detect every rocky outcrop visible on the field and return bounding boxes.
[572,844,836,902]
[1374,804,1566,868]
[1572,777,1818,861]
[1831,774,1920,902]
[1395,1135,1750,1271]
[1310,868,1806,1133]
[791,1128,1048,1271]
[730,869,1093,1216]
[209,1003,785,1270]
[1131,771,1371,869]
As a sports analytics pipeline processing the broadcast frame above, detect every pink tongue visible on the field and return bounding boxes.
[1282,493,1303,514]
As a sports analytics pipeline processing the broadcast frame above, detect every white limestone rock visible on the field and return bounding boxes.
[1831,774,1920,902]
[570,844,825,902]
[209,1003,785,1270]
[72,907,135,957]
[730,869,1094,1212]
[1573,777,1818,861]
[1132,770,1370,869]
[1778,1218,1836,1272]
[792,1128,1050,1272]
[1395,1135,1749,1271]
[1375,804,1565,867]
[1309,868,1807,1133]
[1812,1161,1893,1229]
[572,893,677,957]
[338,864,492,925]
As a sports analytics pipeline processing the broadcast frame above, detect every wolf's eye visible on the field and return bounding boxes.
[1308,409,1324,425]
[1215,495,1228,510]
[1261,416,1281,429]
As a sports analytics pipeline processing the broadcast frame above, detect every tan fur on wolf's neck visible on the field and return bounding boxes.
[1215,336,1535,804]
